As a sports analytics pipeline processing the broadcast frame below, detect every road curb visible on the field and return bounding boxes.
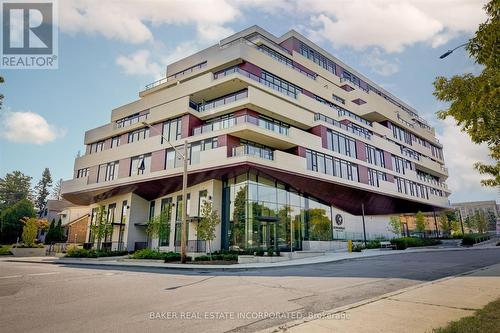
[4,247,500,272]
[258,263,500,333]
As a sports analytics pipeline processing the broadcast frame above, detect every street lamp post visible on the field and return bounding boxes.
[142,121,189,263]
[439,42,470,59]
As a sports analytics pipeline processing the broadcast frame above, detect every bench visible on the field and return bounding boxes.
[380,241,395,250]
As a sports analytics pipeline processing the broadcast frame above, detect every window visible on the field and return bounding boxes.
[111,136,120,148]
[174,195,190,245]
[76,168,89,178]
[89,141,104,154]
[401,146,420,161]
[105,203,116,242]
[198,190,208,216]
[258,45,316,79]
[391,155,413,174]
[395,177,430,200]
[299,42,336,76]
[128,127,149,143]
[368,168,387,187]
[98,161,119,182]
[162,117,182,143]
[159,198,172,246]
[233,139,273,160]
[261,71,302,98]
[165,137,218,169]
[148,201,156,221]
[130,154,151,175]
[392,123,413,145]
[332,93,345,104]
[326,129,357,158]
[116,112,149,128]
[306,149,359,182]
[365,144,385,168]
[120,201,127,224]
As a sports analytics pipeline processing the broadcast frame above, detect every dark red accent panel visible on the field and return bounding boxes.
[302,89,315,98]
[149,123,163,137]
[239,62,262,77]
[386,174,395,183]
[151,150,166,172]
[181,114,203,138]
[358,165,369,184]
[352,98,366,105]
[279,37,299,54]
[384,151,393,170]
[356,140,367,162]
[310,125,328,148]
[341,84,354,92]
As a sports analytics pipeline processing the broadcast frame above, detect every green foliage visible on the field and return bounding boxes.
[308,208,332,240]
[464,216,476,232]
[390,238,408,250]
[231,186,246,246]
[388,216,402,235]
[89,206,111,250]
[130,249,186,262]
[366,240,381,249]
[45,218,56,244]
[0,198,35,243]
[0,171,32,210]
[146,208,171,249]
[0,244,12,255]
[21,218,38,247]
[415,211,426,234]
[433,1,500,187]
[352,243,365,252]
[461,233,490,246]
[475,211,488,234]
[194,254,238,261]
[65,248,128,258]
[34,168,52,215]
[196,200,220,259]
[52,178,63,200]
[439,213,451,235]
[54,218,65,242]
[433,297,500,333]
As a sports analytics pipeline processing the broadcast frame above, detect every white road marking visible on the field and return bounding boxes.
[27,272,59,276]
[0,275,22,279]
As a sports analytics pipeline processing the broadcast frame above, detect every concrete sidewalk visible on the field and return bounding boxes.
[259,263,500,333]
[3,245,499,271]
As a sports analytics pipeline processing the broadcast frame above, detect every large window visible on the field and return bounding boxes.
[365,144,385,168]
[368,168,387,187]
[162,117,182,143]
[130,154,151,175]
[391,155,413,175]
[392,123,413,145]
[76,168,89,178]
[159,198,172,246]
[128,127,149,143]
[89,141,104,154]
[261,70,302,98]
[395,177,429,200]
[306,149,359,182]
[116,112,149,128]
[232,139,273,160]
[326,129,357,158]
[165,137,218,169]
[98,161,119,182]
[111,136,120,148]
[299,42,336,75]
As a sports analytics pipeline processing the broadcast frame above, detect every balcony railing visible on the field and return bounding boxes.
[314,113,372,139]
[232,144,274,160]
[195,89,248,112]
[174,240,207,253]
[214,66,299,99]
[193,114,289,136]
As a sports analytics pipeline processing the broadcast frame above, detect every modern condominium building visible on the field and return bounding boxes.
[61,26,450,253]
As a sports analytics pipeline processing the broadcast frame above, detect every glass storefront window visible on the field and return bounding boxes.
[223,171,333,251]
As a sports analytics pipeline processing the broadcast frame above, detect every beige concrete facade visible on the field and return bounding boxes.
[61,26,450,252]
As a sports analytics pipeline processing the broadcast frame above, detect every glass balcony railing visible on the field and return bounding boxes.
[194,89,248,112]
[232,144,274,160]
[193,114,289,136]
[214,66,299,99]
[314,113,372,139]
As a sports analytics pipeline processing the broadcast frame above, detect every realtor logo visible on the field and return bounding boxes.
[1,0,58,69]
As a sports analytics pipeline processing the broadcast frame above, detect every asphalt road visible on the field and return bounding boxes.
[1,248,500,333]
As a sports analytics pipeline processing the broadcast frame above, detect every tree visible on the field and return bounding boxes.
[34,168,52,216]
[439,213,451,236]
[146,208,171,250]
[0,171,32,210]
[308,208,331,241]
[54,218,65,242]
[415,211,426,235]
[89,206,111,250]
[433,1,500,187]
[0,199,35,243]
[464,216,476,233]
[51,178,63,200]
[231,186,247,247]
[475,211,488,234]
[486,210,497,231]
[196,200,220,260]
[20,217,39,247]
[44,218,56,244]
[388,216,402,236]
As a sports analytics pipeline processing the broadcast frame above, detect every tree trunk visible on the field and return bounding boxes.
[208,240,211,260]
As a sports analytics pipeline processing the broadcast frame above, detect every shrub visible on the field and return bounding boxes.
[352,244,365,252]
[65,248,128,258]
[255,250,265,256]
[461,233,490,246]
[12,243,44,248]
[391,238,408,250]
[0,245,13,255]
[131,248,165,260]
[366,240,381,249]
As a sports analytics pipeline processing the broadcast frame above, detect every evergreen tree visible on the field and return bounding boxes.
[55,218,65,242]
[0,171,32,210]
[0,199,35,243]
[34,168,52,216]
[45,218,56,244]
[51,178,63,200]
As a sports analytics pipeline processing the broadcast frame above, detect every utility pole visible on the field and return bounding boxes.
[180,140,188,263]
[361,203,367,246]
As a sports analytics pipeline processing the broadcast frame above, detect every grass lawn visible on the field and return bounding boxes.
[0,244,13,255]
[434,298,500,333]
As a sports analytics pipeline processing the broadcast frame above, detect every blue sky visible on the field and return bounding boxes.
[0,0,497,204]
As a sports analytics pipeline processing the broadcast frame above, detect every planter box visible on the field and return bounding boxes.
[238,255,289,264]
[10,247,46,257]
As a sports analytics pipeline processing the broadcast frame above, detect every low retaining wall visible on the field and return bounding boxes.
[302,240,348,252]
[10,247,46,257]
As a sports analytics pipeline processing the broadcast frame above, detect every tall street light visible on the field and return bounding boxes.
[439,42,470,59]
[142,121,189,263]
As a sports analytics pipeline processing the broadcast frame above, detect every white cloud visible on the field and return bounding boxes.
[116,49,161,76]
[361,49,399,76]
[0,110,66,145]
[241,0,487,53]
[437,117,496,200]
[59,0,239,44]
